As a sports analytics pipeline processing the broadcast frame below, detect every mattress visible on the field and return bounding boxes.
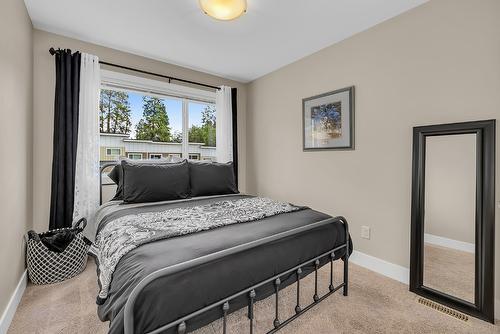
[92,194,350,334]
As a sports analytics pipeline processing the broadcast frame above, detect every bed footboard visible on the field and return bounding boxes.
[123,216,350,334]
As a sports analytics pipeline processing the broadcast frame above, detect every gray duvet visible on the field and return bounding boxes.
[93,194,350,334]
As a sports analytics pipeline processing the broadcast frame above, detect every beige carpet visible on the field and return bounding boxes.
[424,243,475,303]
[8,259,499,334]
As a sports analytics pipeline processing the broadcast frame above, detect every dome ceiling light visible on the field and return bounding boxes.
[199,0,247,21]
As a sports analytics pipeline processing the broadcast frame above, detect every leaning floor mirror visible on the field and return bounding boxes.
[410,120,495,323]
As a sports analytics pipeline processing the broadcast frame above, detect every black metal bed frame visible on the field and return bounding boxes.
[99,163,350,334]
[100,162,120,205]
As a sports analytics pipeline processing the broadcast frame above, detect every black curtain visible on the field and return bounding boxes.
[231,88,238,188]
[49,50,81,230]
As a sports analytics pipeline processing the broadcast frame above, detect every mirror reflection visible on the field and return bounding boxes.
[423,134,476,303]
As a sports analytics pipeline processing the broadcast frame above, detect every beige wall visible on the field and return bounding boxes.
[32,30,247,232]
[0,0,33,319]
[425,134,476,244]
[247,0,500,301]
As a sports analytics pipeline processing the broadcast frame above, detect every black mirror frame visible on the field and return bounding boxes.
[410,119,495,323]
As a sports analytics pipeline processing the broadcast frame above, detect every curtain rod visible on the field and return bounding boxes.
[49,47,220,91]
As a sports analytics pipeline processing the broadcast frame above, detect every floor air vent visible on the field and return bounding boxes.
[417,298,469,322]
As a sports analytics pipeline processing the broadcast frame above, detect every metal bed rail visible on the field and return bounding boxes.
[123,216,350,334]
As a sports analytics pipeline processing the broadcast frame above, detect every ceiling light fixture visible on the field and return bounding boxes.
[199,0,247,21]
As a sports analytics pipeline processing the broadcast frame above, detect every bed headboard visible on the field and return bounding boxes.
[100,162,119,205]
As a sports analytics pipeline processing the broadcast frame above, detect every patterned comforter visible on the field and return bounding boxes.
[89,197,300,303]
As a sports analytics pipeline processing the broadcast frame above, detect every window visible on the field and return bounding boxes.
[106,148,121,156]
[99,70,218,162]
[189,154,200,160]
[128,153,142,160]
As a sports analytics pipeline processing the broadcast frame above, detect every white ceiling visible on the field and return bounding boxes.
[25,0,427,82]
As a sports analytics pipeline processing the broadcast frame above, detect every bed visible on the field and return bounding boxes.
[91,160,351,334]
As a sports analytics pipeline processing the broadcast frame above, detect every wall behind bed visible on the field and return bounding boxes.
[32,30,248,232]
[246,0,500,310]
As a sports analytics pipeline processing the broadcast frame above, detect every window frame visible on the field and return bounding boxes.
[100,70,217,160]
[101,70,215,104]
[149,153,163,159]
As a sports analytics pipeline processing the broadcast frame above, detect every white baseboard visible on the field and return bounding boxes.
[0,271,27,334]
[424,233,475,253]
[350,250,409,284]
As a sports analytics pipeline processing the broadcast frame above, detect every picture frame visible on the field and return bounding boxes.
[302,86,355,151]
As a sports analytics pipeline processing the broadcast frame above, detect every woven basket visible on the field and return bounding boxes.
[26,218,90,285]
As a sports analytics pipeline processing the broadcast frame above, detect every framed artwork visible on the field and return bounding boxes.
[302,86,354,150]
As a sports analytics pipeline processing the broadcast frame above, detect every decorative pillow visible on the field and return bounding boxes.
[122,159,190,203]
[188,161,238,197]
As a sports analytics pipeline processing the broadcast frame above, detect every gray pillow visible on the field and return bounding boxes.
[188,161,238,197]
[122,159,190,203]
[107,158,172,200]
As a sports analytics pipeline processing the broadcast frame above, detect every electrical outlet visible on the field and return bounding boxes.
[361,226,370,239]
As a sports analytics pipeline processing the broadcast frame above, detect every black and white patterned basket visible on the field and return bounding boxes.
[26,218,90,285]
